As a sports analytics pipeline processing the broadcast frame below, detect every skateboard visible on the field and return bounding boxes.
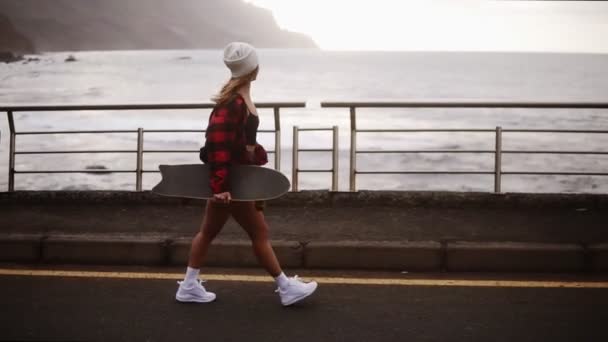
[152,164,290,201]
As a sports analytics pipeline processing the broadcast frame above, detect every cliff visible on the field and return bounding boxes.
[0,13,34,55]
[0,0,317,52]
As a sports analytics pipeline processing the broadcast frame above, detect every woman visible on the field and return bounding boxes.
[176,42,318,306]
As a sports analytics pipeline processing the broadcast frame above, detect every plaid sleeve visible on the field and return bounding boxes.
[206,97,247,194]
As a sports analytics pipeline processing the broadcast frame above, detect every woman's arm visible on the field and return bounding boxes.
[206,97,247,196]
[244,113,260,162]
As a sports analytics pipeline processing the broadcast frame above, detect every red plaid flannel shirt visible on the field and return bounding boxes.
[205,94,268,194]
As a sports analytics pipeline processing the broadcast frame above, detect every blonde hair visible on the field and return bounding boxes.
[211,67,259,105]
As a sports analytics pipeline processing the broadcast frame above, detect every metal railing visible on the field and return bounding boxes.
[4,100,608,193]
[321,101,608,192]
[291,126,339,192]
[2,102,305,191]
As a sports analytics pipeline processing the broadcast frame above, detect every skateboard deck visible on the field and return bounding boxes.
[152,164,290,201]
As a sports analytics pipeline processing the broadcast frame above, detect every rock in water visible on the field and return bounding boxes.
[85,165,111,174]
[0,51,23,63]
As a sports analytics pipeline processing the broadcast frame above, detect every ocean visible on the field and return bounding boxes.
[1,49,607,193]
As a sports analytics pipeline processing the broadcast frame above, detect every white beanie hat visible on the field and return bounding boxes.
[223,42,259,78]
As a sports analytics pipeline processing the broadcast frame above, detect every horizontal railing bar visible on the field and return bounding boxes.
[356,171,494,175]
[356,150,608,155]
[18,128,606,135]
[17,130,137,135]
[297,169,334,173]
[357,150,494,154]
[321,101,608,109]
[298,149,333,152]
[143,130,204,133]
[502,172,608,176]
[144,150,276,154]
[15,150,279,154]
[142,150,199,153]
[355,128,608,134]
[503,129,608,134]
[357,129,495,133]
[502,150,608,155]
[14,170,133,174]
[1,102,306,112]
[296,128,335,132]
[147,169,323,174]
[16,150,136,154]
[356,128,608,134]
[143,130,275,133]
[355,171,608,176]
[18,170,604,176]
[15,129,280,135]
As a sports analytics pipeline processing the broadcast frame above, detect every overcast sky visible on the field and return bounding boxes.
[245,0,608,53]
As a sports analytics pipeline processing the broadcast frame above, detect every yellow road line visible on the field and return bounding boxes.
[0,268,607,288]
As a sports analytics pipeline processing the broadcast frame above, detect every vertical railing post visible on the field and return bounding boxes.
[291,126,299,191]
[274,107,281,171]
[349,107,357,191]
[136,128,144,191]
[7,110,16,192]
[332,125,339,191]
[494,126,502,193]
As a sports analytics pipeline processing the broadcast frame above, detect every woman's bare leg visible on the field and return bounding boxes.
[187,201,231,268]
[230,201,282,277]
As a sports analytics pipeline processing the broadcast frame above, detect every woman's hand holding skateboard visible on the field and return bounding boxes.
[213,192,232,204]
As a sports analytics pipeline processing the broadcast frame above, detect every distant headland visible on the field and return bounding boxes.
[0,0,318,61]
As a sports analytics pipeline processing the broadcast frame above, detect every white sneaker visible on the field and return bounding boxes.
[276,275,318,306]
[175,279,217,303]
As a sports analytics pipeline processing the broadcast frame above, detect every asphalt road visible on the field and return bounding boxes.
[0,266,607,342]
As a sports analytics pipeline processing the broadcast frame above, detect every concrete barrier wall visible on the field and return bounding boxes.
[1,190,606,272]
[1,234,606,273]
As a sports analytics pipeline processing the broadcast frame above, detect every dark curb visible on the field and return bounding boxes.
[304,241,442,271]
[43,234,167,265]
[446,241,585,272]
[0,234,43,262]
[589,243,608,272]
